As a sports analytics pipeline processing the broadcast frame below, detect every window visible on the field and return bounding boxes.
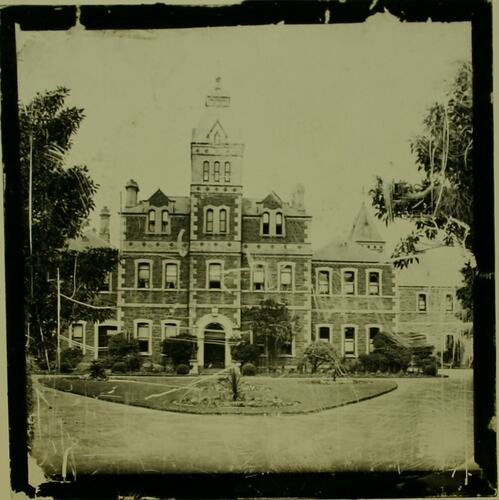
[71,323,84,344]
[418,293,427,312]
[318,326,331,342]
[214,161,220,182]
[368,326,380,353]
[136,322,151,355]
[318,270,331,295]
[342,270,356,295]
[224,161,231,182]
[161,210,169,233]
[262,212,270,235]
[279,264,293,291]
[368,271,380,295]
[278,339,293,356]
[275,212,283,236]
[137,262,151,288]
[343,326,356,357]
[219,209,227,233]
[164,263,178,289]
[206,209,214,233]
[162,322,179,340]
[252,264,265,291]
[203,161,209,182]
[147,210,156,232]
[208,263,222,289]
[445,293,454,312]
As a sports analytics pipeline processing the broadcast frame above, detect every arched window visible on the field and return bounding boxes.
[214,161,220,182]
[219,209,227,233]
[203,161,210,182]
[279,264,293,291]
[275,212,283,235]
[262,212,270,235]
[147,210,156,232]
[224,161,231,182]
[206,209,214,233]
[161,210,169,233]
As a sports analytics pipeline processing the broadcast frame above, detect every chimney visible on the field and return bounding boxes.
[291,183,305,210]
[125,179,139,207]
[99,206,110,243]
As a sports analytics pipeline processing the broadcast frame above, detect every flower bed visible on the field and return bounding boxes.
[39,375,397,415]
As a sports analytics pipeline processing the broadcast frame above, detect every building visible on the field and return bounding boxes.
[64,79,468,369]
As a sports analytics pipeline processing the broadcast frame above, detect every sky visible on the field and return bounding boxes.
[15,14,471,252]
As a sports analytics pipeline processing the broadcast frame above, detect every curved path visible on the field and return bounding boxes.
[31,370,475,477]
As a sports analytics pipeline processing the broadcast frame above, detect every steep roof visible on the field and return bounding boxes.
[122,195,190,214]
[148,189,170,207]
[349,202,384,243]
[313,239,385,263]
[242,196,307,217]
[67,229,115,251]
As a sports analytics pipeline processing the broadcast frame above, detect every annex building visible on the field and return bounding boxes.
[66,79,469,370]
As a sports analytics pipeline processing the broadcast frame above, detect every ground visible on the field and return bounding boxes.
[30,369,475,478]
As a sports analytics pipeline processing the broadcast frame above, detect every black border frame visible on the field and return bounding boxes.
[1,1,495,497]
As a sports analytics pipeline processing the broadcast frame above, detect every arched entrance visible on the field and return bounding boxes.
[203,323,225,368]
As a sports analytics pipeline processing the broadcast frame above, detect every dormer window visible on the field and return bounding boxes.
[275,212,283,236]
[214,161,220,182]
[147,210,156,232]
[161,210,169,233]
[203,161,209,182]
[262,212,270,235]
[219,209,227,233]
[206,209,214,233]
[224,162,231,182]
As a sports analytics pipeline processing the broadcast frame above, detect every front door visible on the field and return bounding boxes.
[204,323,225,368]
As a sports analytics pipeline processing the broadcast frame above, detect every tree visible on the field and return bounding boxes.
[20,87,119,367]
[303,341,339,374]
[241,299,297,370]
[369,61,473,319]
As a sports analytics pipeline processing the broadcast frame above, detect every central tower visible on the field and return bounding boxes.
[188,78,245,368]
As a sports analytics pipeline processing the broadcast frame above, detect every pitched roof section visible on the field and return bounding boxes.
[242,197,307,217]
[148,189,170,207]
[313,240,384,263]
[349,202,385,243]
[397,246,468,287]
[67,229,115,251]
[121,195,190,214]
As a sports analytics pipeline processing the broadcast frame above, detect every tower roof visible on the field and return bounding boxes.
[349,202,385,244]
[192,77,242,143]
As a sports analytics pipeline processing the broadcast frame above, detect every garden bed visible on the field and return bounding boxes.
[39,375,397,415]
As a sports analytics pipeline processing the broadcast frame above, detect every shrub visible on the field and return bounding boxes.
[162,334,198,366]
[60,347,84,372]
[422,360,438,376]
[373,333,411,373]
[88,360,107,380]
[104,334,142,371]
[176,364,190,375]
[411,345,434,372]
[358,352,387,373]
[241,363,257,376]
[111,361,127,373]
[304,341,340,373]
[231,341,261,365]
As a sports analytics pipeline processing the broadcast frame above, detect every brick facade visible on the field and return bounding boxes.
[63,80,467,368]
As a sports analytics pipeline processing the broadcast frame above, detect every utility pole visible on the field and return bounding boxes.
[56,267,61,373]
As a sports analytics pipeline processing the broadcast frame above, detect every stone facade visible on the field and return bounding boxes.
[63,79,468,368]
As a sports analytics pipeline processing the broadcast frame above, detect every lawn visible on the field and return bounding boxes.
[39,375,397,414]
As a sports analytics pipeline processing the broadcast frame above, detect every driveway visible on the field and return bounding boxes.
[31,370,476,478]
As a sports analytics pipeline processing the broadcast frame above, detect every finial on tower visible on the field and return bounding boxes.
[215,76,221,90]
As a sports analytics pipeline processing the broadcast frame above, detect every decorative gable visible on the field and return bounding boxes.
[207,120,228,143]
[148,189,170,207]
[261,191,283,210]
